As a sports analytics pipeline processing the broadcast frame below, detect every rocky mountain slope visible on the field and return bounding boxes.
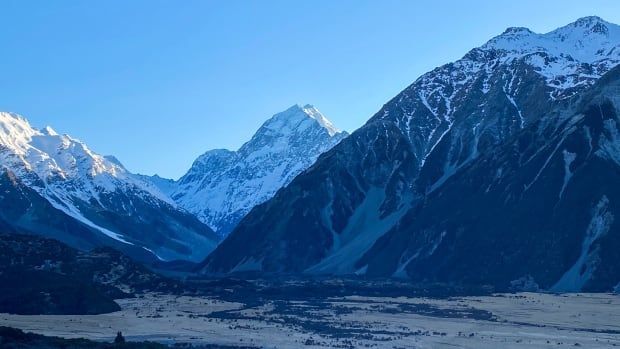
[357,65,620,292]
[201,17,620,291]
[154,104,347,236]
[0,113,219,262]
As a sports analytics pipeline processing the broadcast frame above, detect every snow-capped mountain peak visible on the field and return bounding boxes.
[256,104,342,139]
[301,104,341,136]
[502,27,533,34]
[571,15,609,30]
[0,112,39,156]
[0,111,125,184]
[41,125,58,136]
[0,111,219,261]
[156,104,348,236]
[483,16,620,62]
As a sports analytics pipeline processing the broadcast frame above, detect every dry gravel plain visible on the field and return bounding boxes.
[2,292,620,348]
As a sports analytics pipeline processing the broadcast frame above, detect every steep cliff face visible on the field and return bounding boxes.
[201,17,620,287]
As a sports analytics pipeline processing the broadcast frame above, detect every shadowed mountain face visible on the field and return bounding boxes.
[201,17,620,291]
[0,233,182,315]
[149,104,347,237]
[358,66,620,292]
[0,113,219,263]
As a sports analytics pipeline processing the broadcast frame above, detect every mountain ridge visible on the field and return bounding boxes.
[357,64,620,291]
[0,112,219,262]
[149,104,348,236]
[200,17,620,291]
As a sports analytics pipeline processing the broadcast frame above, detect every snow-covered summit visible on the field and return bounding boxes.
[301,104,341,136]
[155,105,348,236]
[0,112,41,155]
[470,17,618,97]
[0,111,218,261]
[254,104,342,138]
[570,15,611,32]
[41,125,58,136]
[483,16,620,62]
[377,16,620,167]
[0,112,184,199]
[0,112,117,180]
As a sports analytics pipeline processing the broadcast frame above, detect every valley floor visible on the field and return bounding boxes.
[1,292,620,348]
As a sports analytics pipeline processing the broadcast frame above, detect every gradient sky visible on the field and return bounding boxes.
[1,1,620,179]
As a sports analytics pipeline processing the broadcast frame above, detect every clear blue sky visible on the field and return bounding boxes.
[1,0,619,179]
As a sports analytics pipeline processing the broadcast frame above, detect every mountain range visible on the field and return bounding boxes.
[0,113,219,262]
[148,104,347,237]
[0,104,346,262]
[2,16,620,293]
[200,16,620,292]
